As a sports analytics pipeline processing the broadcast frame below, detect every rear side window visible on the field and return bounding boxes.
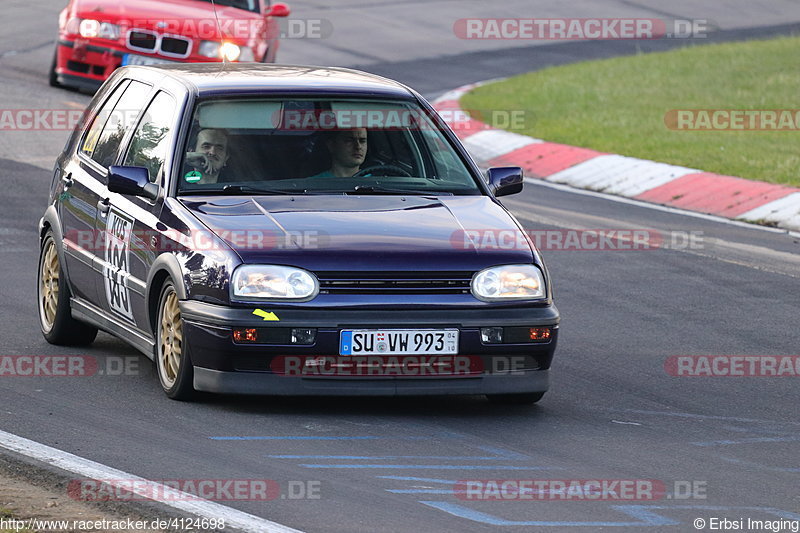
[83,80,151,168]
[81,81,129,158]
[124,91,177,182]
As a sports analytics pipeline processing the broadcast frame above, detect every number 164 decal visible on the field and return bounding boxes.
[104,209,134,321]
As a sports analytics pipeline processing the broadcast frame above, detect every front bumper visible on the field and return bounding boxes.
[180,301,559,396]
[55,40,124,89]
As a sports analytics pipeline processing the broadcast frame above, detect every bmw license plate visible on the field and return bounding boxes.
[122,54,177,66]
[340,329,458,356]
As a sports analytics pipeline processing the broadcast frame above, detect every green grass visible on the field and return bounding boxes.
[460,36,800,186]
[0,507,33,533]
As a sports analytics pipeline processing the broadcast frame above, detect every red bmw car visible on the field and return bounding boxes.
[50,0,290,91]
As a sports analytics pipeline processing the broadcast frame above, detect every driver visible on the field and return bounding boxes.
[312,128,368,178]
[184,128,230,183]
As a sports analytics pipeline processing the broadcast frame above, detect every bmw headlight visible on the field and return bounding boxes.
[231,265,318,301]
[199,41,253,62]
[79,19,120,40]
[471,265,546,301]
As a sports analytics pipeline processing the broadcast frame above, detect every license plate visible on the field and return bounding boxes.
[340,329,458,355]
[122,54,177,66]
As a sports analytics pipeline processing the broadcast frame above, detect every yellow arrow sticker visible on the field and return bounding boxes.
[253,309,280,321]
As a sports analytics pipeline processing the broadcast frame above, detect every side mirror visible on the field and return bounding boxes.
[487,167,523,197]
[266,2,290,17]
[108,166,158,201]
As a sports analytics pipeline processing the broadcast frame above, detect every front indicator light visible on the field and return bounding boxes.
[529,327,551,341]
[481,326,554,344]
[233,328,258,343]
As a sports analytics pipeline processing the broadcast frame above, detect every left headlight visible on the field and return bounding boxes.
[79,19,120,40]
[231,265,319,301]
[471,264,546,301]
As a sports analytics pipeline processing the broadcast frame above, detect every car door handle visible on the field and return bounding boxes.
[61,173,73,188]
[97,198,110,216]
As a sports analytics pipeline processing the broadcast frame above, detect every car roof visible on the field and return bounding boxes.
[125,63,416,99]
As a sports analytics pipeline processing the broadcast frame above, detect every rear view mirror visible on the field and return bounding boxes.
[108,166,158,200]
[487,167,523,197]
[266,2,290,17]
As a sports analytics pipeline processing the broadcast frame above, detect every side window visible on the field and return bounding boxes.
[88,81,151,168]
[124,92,177,183]
[81,81,129,158]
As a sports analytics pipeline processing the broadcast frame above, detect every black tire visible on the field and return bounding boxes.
[38,231,98,345]
[48,47,61,88]
[486,392,545,405]
[155,280,194,400]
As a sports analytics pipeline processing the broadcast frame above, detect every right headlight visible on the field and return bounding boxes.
[231,265,319,301]
[471,264,546,301]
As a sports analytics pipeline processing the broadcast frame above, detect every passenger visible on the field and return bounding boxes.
[184,128,230,183]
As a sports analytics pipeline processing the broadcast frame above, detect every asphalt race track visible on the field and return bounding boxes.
[1,1,799,532]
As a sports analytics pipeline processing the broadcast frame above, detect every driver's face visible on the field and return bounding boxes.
[329,128,367,168]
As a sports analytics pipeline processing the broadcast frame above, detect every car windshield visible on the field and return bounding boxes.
[192,0,259,13]
[178,97,482,196]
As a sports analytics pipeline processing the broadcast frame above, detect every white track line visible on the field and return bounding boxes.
[0,429,304,533]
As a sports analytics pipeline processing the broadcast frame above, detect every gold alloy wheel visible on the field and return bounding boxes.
[159,289,183,388]
[39,239,59,331]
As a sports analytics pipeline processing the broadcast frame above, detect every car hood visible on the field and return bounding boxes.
[179,195,536,272]
[74,0,259,28]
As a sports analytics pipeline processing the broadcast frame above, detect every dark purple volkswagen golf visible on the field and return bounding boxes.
[38,63,559,401]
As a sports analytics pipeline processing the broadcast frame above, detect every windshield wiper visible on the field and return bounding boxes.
[346,185,453,196]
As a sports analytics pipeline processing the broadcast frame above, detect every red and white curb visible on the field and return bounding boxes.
[433,83,800,232]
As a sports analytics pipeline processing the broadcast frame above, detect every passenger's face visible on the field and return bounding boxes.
[329,129,367,168]
[195,130,229,175]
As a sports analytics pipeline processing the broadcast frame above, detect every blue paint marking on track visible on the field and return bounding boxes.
[377,476,455,484]
[691,436,800,446]
[717,454,800,472]
[418,501,678,526]
[209,436,381,441]
[418,503,800,527]
[388,489,453,494]
[299,464,551,470]
[267,454,509,460]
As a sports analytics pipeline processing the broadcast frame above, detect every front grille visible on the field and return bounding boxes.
[126,29,192,58]
[128,30,157,52]
[160,36,191,57]
[317,272,473,295]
